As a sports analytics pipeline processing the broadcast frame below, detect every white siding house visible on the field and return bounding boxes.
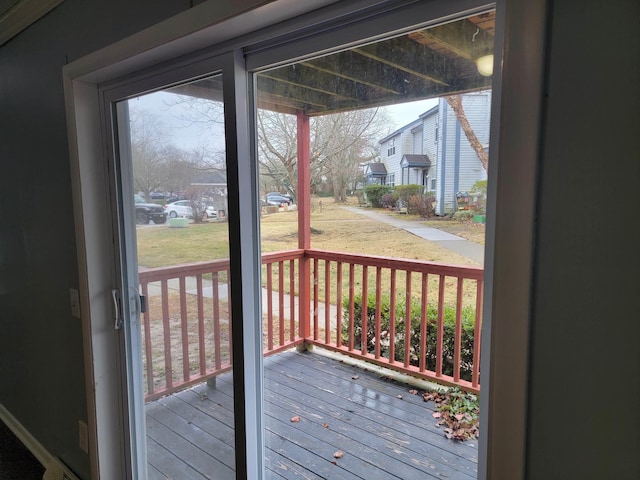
[370,91,490,215]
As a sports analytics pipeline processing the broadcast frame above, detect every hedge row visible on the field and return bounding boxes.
[342,293,477,381]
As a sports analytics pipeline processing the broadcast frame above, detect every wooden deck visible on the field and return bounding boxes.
[146,350,478,479]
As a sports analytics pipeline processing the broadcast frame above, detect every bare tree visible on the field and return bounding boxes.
[445,94,489,171]
[314,109,389,202]
[256,111,299,198]
[129,110,172,198]
[257,108,391,202]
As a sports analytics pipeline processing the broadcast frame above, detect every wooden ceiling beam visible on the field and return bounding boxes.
[353,37,453,87]
[302,51,406,95]
[256,76,332,109]
[409,18,494,62]
[259,64,364,102]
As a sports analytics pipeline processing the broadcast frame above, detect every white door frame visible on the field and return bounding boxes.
[63,0,547,478]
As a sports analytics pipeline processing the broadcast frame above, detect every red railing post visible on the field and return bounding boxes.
[389,269,397,363]
[453,277,464,382]
[141,281,154,396]
[196,275,206,376]
[374,267,382,359]
[436,275,445,378]
[297,112,311,340]
[266,263,274,351]
[336,261,343,348]
[472,279,483,388]
[404,272,412,368]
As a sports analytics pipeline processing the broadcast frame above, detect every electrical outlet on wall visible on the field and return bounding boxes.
[78,420,88,453]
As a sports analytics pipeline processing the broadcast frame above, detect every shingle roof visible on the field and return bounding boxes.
[191,171,227,185]
[366,162,387,175]
[401,154,431,167]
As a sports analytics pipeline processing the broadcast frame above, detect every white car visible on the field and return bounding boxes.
[164,200,193,218]
[204,205,217,218]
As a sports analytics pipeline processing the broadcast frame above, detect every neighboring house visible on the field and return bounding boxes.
[369,91,491,215]
[191,171,229,213]
[363,161,388,185]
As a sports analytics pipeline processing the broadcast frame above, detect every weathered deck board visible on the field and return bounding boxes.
[146,350,478,479]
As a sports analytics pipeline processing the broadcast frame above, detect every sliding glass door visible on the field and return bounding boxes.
[106,52,263,478]
[98,2,496,478]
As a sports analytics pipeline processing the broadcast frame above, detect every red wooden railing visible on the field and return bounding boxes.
[138,249,482,401]
[305,249,483,393]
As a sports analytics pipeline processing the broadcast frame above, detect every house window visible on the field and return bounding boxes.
[387,138,396,156]
[387,173,395,187]
[435,126,439,142]
[431,177,437,190]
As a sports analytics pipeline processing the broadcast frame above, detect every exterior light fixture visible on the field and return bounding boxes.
[476,54,494,76]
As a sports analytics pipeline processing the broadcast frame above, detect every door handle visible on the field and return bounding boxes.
[139,295,147,314]
[111,289,123,330]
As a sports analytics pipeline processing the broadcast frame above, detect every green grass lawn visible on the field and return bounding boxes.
[136,198,483,268]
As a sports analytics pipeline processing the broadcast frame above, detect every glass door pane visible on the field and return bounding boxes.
[115,73,238,479]
[255,10,494,479]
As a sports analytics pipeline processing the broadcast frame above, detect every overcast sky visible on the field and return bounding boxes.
[128,91,439,151]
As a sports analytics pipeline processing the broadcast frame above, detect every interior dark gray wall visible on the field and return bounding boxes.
[527,0,639,478]
[0,1,193,477]
[1,0,639,479]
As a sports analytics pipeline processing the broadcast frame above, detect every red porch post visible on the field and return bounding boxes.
[297,111,311,339]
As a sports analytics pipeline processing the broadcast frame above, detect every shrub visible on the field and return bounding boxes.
[407,194,436,217]
[452,210,474,222]
[469,180,487,214]
[342,293,477,381]
[364,184,392,207]
[394,184,425,205]
[380,192,398,208]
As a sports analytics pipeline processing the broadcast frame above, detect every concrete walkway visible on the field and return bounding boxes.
[343,206,485,265]
[145,277,337,326]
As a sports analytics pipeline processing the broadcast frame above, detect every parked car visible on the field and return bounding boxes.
[203,205,217,218]
[134,194,167,224]
[150,191,168,200]
[266,192,293,204]
[265,193,291,206]
[164,200,193,218]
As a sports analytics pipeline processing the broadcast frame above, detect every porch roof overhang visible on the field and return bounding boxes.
[366,162,387,176]
[400,154,431,168]
[173,10,495,118]
[191,171,227,186]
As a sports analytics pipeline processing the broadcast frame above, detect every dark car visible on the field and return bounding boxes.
[266,192,293,205]
[134,195,167,224]
[264,195,288,207]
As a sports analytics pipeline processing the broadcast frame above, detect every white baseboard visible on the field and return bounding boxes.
[0,402,53,468]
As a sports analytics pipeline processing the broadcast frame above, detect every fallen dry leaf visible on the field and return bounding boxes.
[290,416,300,423]
[322,423,330,429]
[333,451,344,459]
[396,394,403,399]
[424,388,479,441]
[351,375,359,380]
[409,389,418,395]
